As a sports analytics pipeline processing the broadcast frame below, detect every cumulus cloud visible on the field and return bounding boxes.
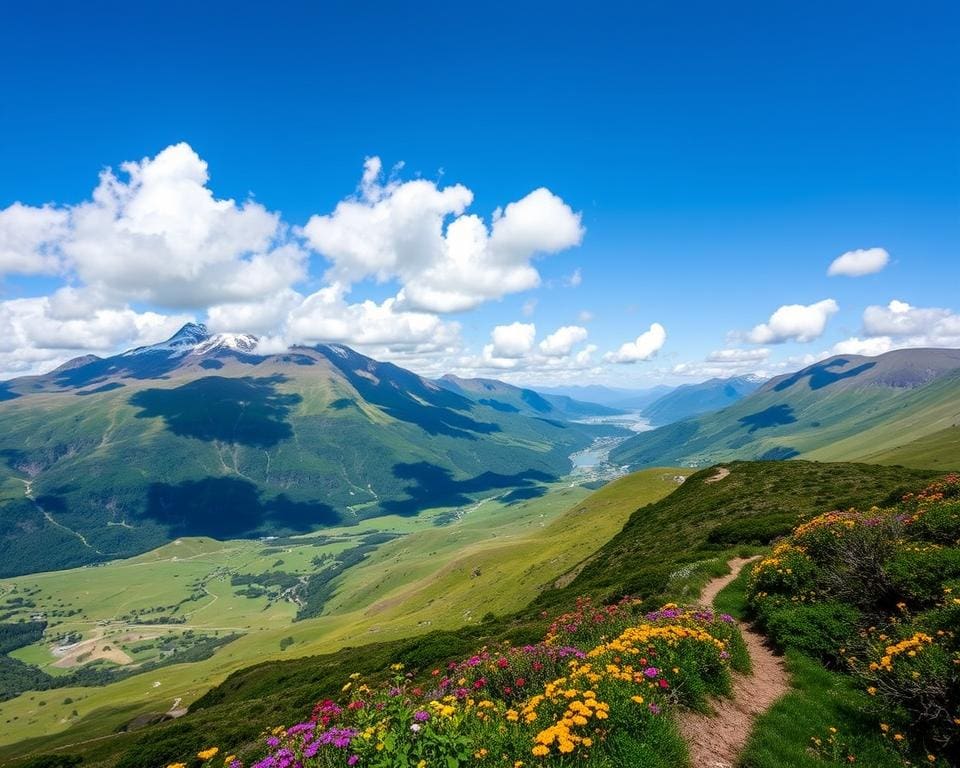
[469,322,595,373]
[830,336,895,356]
[827,247,889,277]
[0,143,307,307]
[604,323,667,363]
[0,203,69,275]
[862,299,960,340]
[747,299,838,344]
[539,325,588,357]
[0,290,191,376]
[487,322,536,359]
[829,299,960,356]
[302,158,583,313]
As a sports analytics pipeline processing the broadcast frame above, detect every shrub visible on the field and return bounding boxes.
[885,547,960,607]
[763,602,861,662]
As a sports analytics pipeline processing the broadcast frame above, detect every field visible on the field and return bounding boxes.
[0,468,688,754]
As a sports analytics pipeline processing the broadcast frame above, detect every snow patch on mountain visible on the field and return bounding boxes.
[122,323,260,358]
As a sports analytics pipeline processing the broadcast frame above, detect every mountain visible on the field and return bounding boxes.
[437,375,624,419]
[639,375,763,426]
[535,384,673,409]
[0,324,619,577]
[611,348,960,469]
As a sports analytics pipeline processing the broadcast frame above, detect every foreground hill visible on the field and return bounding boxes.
[612,348,960,469]
[0,325,616,576]
[1,460,938,767]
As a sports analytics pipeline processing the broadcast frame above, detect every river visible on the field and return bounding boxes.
[568,412,654,482]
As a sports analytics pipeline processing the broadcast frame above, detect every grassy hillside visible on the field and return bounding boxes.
[859,425,960,470]
[1,460,939,767]
[0,340,617,576]
[0,470,686,756]
[612,350,960,470]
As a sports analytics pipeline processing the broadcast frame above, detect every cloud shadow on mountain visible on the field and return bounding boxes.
[381,462,554,516]
[130,375,300,448]
[141,477,338,538]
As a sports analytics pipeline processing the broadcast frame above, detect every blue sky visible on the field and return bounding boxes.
[0,1,957,385]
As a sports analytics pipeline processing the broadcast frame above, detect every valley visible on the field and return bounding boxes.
[0,469,688,749]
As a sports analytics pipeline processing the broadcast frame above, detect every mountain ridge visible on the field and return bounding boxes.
[611,347,960,469]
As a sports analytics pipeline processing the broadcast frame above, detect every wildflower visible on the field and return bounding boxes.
[532,745,549,756]
[413,710,430,722]
[198,748,220,761]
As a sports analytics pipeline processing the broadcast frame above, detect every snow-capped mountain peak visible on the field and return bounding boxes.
[123,323,259,358]
[193,332,260,355]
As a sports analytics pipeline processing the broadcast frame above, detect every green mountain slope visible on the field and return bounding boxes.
[640,375,761,426]
[0,326,617,577]
[856,424,960,470]
[611,348,960,469]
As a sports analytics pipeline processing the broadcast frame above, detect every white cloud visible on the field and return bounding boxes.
[862,299,960,340]
[706,347,770,363]
[578,309,593,323]
[283,283,461,354]
[670,347,770,379]
[0,290,191,377]
[539,325,588,357]
[487,322,536,359]
[521,298,538,317]
[747,299,838,344]
[302,159,583,313]
[0,203,69,275]
[831,336,895,356]
[565,268,582,287]
[604,322,667,363]
[827,247,889,277]
[0,143,307,308]
[829,299,960,356]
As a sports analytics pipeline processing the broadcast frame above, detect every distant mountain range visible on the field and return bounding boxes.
[536,384,672,410]
[0,324,620,576]
[535,376,763,424]
[639,375,763,426]
[612,348,960,470]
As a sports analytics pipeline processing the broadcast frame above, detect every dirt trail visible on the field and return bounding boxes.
[678,557,788,768]
[704,466,731,483]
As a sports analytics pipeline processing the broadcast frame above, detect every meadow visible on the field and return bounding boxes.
[0,469,688,754]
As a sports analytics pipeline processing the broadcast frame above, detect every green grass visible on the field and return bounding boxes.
[856,424,960,470]
[739,651,905,768]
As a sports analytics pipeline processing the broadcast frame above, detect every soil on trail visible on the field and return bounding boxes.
[678,557,789,768]
[704,467,731,484]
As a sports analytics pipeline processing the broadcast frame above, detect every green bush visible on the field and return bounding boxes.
[764,602,861,662]
[885,547,960,607]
